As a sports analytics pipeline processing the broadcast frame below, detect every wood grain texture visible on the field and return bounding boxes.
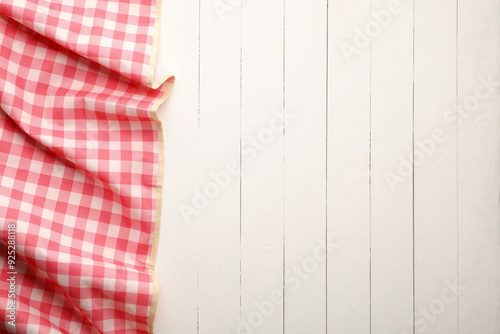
[370,0,414,332]
[155,0,199,332]
[413,1,459,334]
[284,0,327,333]
[197,2,241,333]
[153,1,500,333]
[240,0,284,333]
[327,0,371,333]
[458,0,500,332]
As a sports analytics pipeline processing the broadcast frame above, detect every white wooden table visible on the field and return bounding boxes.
[154,0,500,333]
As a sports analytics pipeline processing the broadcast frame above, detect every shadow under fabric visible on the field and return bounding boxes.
[0,0,174,333]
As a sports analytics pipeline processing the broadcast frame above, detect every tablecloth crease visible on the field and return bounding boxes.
[0,0,173,333]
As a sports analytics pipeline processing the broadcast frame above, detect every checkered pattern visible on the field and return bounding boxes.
[0,0,159,87]
[0,1,172,332]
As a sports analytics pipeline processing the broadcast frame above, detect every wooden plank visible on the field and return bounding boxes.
[197,2,241,333]
[327,0,371,333]
[240,0,284,333]
[154,2,500,334]
[370,0,414,332]
[154,0,200,333]
[413,1,459,334]
[284,0,327,333]
[458,0,500,332]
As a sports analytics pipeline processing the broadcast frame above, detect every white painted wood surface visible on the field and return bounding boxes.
[413,1,458,334]
[327,1,371,332]
[155,0,500,333]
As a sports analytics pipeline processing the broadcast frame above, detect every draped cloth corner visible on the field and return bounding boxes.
[0,1,173,333]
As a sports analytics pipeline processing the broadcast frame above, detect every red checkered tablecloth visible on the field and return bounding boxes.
[0,1,174,333]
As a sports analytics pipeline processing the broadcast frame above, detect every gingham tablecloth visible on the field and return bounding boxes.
[0,1,174,333]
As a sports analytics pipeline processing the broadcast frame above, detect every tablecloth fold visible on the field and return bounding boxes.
[0,1,173,333]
